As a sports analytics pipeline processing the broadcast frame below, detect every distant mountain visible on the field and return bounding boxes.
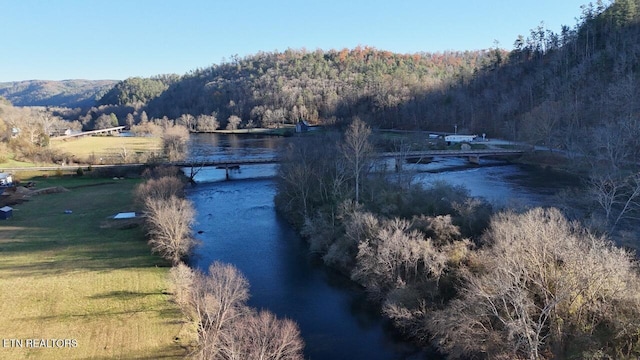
[0,79,118,108]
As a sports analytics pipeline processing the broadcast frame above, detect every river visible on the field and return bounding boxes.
[185,133,577,360]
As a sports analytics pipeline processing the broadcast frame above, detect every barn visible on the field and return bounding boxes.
[0,206,13,220]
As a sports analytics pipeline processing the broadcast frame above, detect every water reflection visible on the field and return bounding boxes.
[188,180,424,359]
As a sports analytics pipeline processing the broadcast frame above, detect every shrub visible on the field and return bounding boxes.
[429,208,640,359]
[135,176,185,206]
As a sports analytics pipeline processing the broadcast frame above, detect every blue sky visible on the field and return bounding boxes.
[1,0,590,82]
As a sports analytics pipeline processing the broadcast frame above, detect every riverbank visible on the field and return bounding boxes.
[0,176,186,359]
[205,125,296,136]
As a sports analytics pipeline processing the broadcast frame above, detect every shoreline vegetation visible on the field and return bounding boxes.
[274,118,640,359]
[134,166,305,359]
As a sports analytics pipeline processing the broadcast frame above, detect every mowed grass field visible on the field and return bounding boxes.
[0,176,186,359]
[50,136,162,162]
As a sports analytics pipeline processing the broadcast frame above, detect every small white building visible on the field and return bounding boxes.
[0,173,13,187]
[444,134,477,143]
[0,206,12,220]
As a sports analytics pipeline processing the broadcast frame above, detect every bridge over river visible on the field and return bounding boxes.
[175,148,526,167]
[173,148,526,179]
[0,149,526,176]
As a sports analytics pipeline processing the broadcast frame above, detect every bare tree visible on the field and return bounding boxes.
[93,114,113,130]
[177,113,197,132]
[341,117,372,203]
[134,175,185,206]
[429,208,640,359]
[191,263,250,359]
[169,262,195,310]
[162,124,190,161]
[144,195,196,266]
[169,262,304,360]
[352,215,447,298]
[196,113,219,132]
[119,146,129,162]
[125,113,135,128]
[33,108,62,137]
[589,172,640,232]
[218,310,304,360]
[131,119,162,137]
[226,115,242,131]
[277,142,315,219]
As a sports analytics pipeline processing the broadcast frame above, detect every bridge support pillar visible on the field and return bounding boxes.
[468,155,480,165]
[394,157,403,172]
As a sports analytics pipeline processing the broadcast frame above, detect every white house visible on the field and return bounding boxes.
[444,134,477,143]
[0,173,13,186]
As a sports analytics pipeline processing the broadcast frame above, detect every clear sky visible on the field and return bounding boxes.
[1,0,590,82]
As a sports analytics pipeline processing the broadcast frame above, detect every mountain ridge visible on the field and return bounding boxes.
[0,79,118,108]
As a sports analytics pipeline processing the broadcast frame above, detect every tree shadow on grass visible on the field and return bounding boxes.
[80,344,187,360]
[88,290,163,300]
[19,304,181,322]
[0,229,171,278]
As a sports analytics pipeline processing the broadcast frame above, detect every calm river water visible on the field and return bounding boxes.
[185,133,577,360]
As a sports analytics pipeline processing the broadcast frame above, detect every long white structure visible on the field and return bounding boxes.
[444,134,477,143]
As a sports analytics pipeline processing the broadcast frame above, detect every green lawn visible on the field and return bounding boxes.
[50,136,161,163]
[0,176,187,359]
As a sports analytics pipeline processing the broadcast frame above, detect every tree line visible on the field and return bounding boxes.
[275,118,640,359]
[134,166,304,359]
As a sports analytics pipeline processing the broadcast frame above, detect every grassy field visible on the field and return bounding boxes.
[0,176,187,359]
[0,157,38,168]
[50,136,162,163]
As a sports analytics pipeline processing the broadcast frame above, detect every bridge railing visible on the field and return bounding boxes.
[174,148,526,167]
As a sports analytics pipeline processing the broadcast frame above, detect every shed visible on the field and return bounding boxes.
[0,206,13,220]
[295,120,310,133]
[113,212,136,219]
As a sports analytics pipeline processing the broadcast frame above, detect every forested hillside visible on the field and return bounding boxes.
[139,48,495,129]
[103,0,632,169]
[6,0,640,172]
[0,79,117,108]
[92,1,635,157]
[97,75,180,107]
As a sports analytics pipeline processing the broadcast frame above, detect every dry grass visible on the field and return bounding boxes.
[0,157,38,168]
[0,176,187,359]
[50,136,161,163]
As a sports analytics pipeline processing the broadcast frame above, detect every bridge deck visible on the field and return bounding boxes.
[174,149,525,167]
